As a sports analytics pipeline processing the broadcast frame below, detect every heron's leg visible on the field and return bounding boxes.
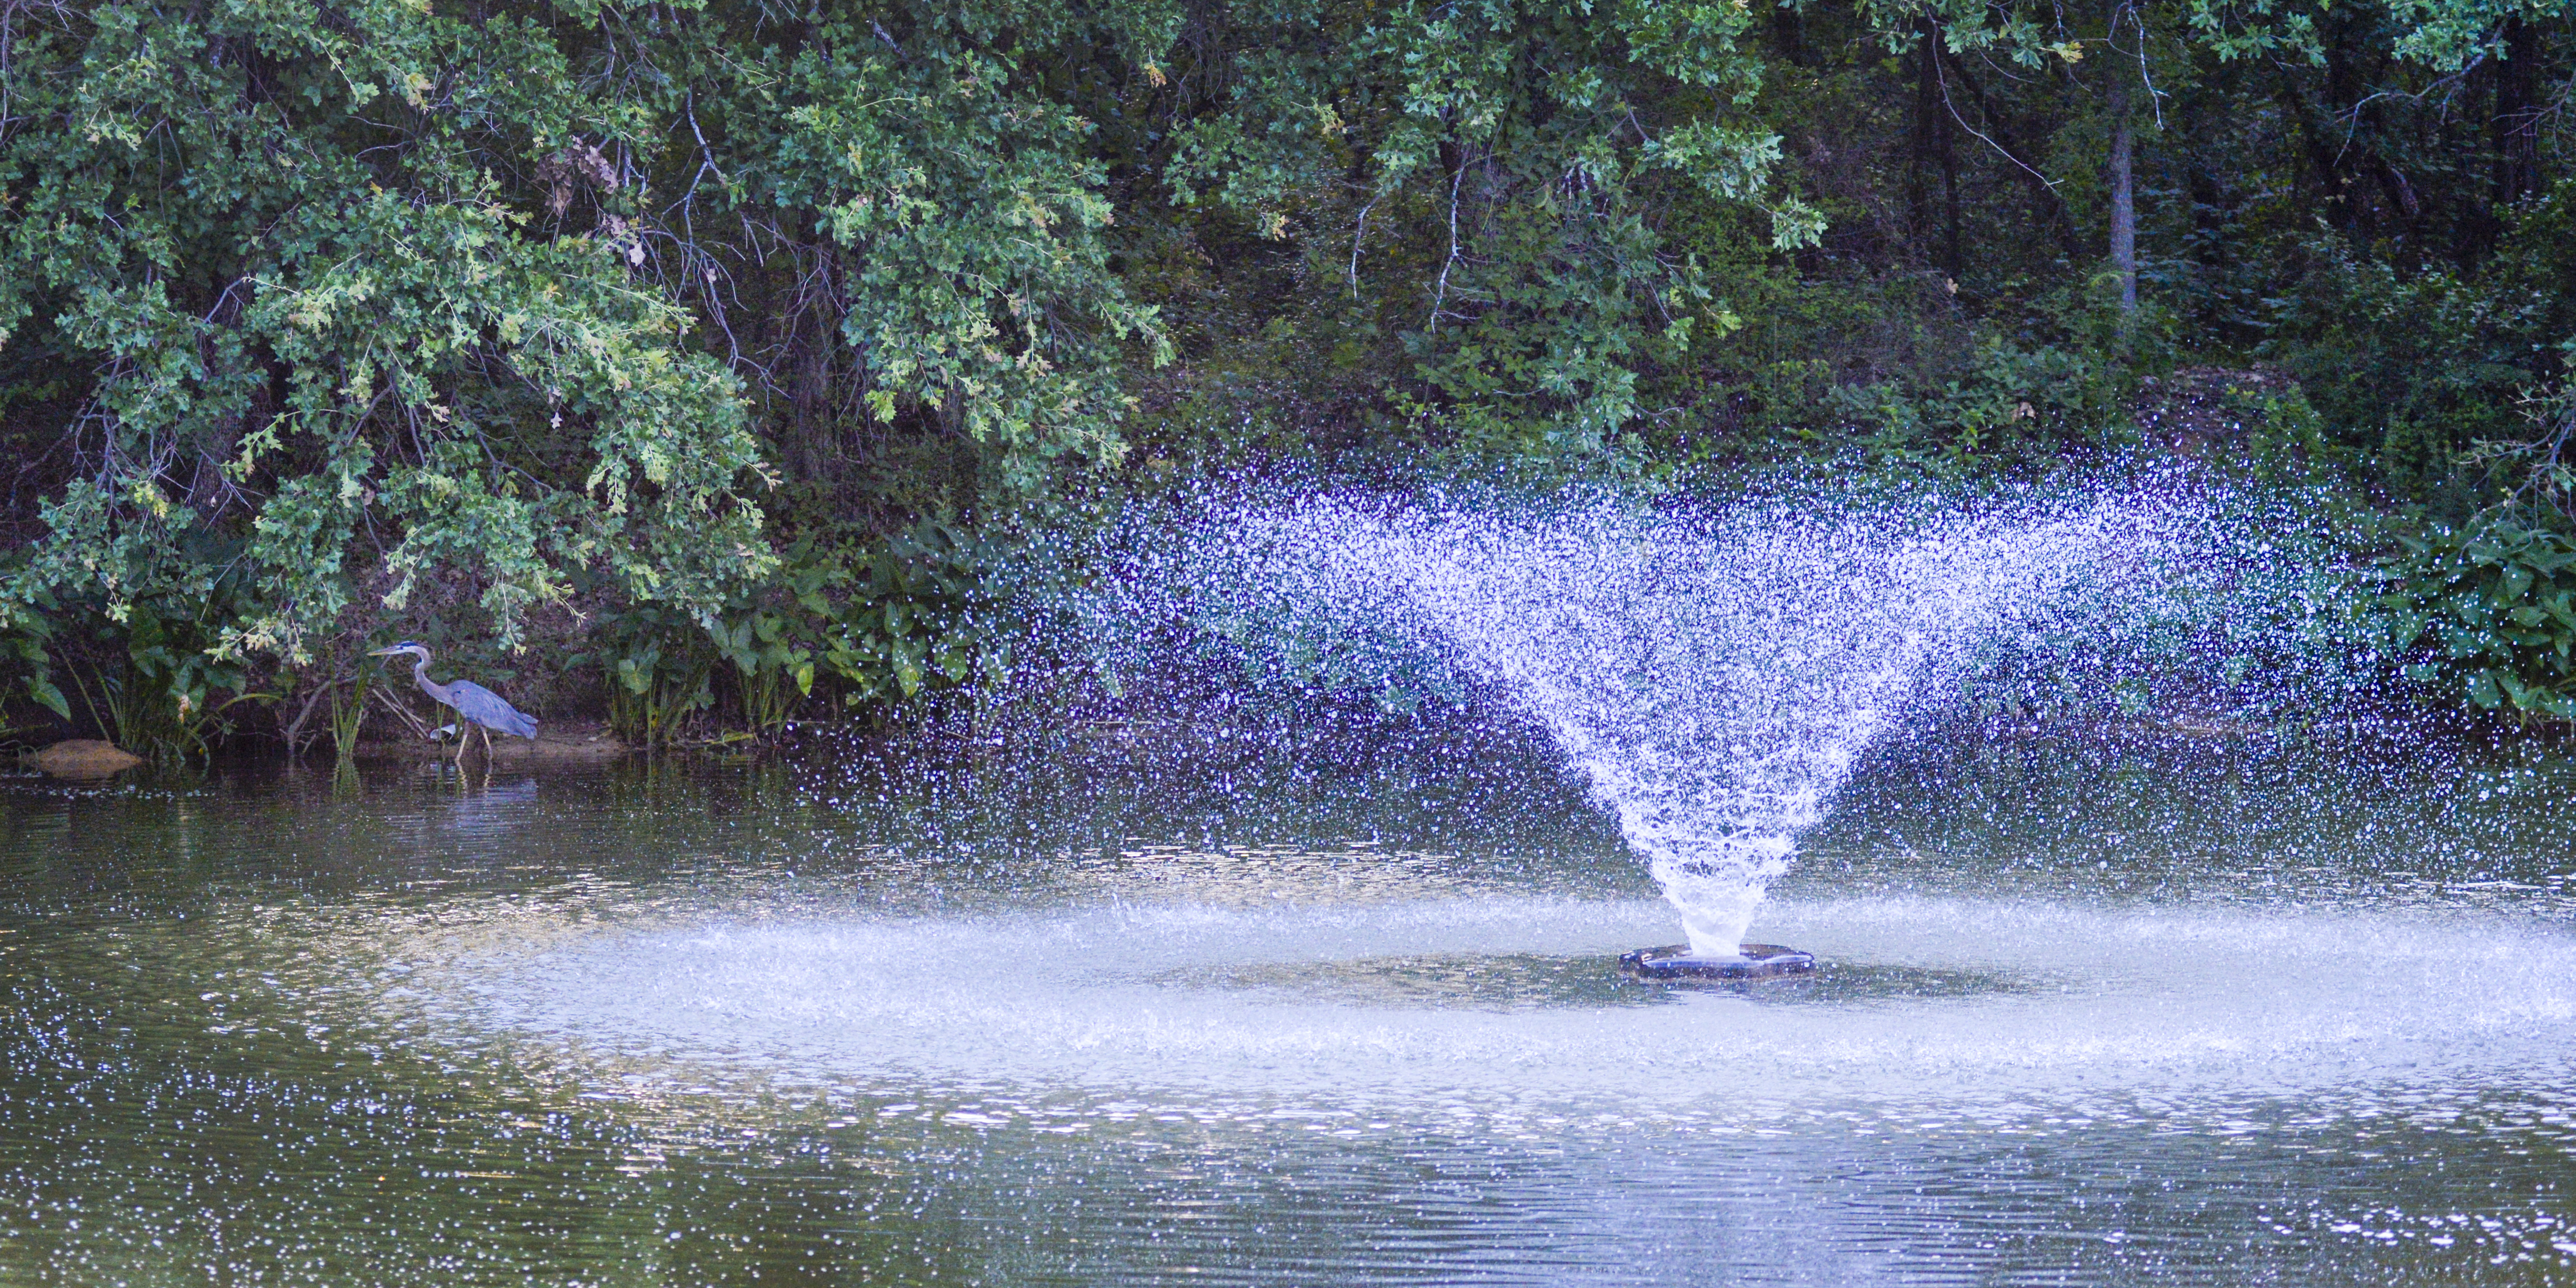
[479,726,493,759]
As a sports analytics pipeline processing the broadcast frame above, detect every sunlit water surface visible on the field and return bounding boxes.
[4,725,2575,1285]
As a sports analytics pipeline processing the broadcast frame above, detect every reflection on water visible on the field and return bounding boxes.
[2,727,2574,1285]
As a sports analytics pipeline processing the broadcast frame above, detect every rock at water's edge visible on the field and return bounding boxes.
[31,740,145,777]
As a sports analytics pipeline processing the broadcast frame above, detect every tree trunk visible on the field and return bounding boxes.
[2107,72,2138,322]
[2495,15,2542,210]
[1908,23,1937,262]
[1770,0,1808,68]
[1942,121,1963,281]
[1908,20,1965,278]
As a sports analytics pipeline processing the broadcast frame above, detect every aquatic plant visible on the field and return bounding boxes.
[2378,516,2576,724]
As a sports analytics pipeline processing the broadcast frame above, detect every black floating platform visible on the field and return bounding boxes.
[1619,943,1817,983]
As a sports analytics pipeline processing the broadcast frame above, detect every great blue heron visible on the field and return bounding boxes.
[369,642,539,760]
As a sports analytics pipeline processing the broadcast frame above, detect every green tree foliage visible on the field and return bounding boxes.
[0,0,777,658]
[1162,0,1816,454]
[0,0,1201,736]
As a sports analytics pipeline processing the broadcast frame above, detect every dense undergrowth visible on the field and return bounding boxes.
[0,0,2568,759]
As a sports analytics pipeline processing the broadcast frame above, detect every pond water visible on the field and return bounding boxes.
[4,722,2574,1285]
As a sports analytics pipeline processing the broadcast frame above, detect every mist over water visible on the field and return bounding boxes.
[1079,486,2193,955]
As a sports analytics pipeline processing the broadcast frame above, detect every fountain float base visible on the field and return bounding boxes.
[1619,944,1817,983]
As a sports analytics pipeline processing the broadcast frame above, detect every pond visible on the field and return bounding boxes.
[4,722,2574,1285]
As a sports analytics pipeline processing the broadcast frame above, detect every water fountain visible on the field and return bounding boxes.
[1103,487,2161,978]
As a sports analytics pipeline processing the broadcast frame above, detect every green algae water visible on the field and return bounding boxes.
[3,726,2574,1286]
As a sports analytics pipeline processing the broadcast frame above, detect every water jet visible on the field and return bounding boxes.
[1119,490,2165,960]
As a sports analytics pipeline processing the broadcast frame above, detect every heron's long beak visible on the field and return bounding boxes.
[368,646,405,657]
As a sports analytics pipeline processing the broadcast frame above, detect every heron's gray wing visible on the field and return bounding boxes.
[446,679,540,738]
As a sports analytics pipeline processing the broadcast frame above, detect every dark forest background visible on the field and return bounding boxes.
[2,0,2571,756]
